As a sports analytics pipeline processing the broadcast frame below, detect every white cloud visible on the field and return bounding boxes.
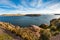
[0,0,60,14]
[0,0,17,8]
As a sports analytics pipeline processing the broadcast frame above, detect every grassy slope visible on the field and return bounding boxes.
[0,28,13,40]
[0,27,22,40]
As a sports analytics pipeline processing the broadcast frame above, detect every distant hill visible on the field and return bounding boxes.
[0,14,41,16]
[25,14,41,16]
[0,14,26,16]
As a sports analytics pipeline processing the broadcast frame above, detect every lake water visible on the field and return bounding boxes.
[0,15,60,27]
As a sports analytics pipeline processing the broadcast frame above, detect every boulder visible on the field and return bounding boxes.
[39,24,48,29]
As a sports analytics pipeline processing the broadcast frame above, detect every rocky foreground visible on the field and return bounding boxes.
[0,18,60,40]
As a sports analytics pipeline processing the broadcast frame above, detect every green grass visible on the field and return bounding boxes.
[0,33,13,40]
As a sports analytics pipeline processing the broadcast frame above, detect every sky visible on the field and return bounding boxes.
[0,0,60,14]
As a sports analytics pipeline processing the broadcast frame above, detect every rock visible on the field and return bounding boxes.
[30,25,41,32]
[29,25,43,38]
[39,24,48,29]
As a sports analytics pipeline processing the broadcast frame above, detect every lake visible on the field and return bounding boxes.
[0,15,60,27]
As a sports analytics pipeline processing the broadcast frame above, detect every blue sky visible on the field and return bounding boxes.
[0,0,60,14]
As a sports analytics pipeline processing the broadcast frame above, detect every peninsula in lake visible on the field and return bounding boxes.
[0,14,41,16]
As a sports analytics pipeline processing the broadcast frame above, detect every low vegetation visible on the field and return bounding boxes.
[0,33,13,40]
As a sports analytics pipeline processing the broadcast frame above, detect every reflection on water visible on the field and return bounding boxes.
[0,15,60,27]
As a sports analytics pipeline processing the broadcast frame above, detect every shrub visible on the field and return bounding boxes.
[39,29,51,40]
[17,28,39,40]
[39,24,48,29]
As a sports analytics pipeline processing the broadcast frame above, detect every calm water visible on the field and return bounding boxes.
[0,15,60,27]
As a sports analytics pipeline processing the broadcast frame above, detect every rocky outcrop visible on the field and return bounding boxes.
[50,18,60,30]
[50,18,60,26]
